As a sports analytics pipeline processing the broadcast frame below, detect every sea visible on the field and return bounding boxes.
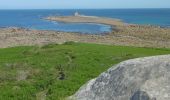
[0,9,170,34]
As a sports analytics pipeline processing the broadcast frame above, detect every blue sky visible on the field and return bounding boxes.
[0,0,170,9]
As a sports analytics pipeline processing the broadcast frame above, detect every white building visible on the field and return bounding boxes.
[74,11,80,16]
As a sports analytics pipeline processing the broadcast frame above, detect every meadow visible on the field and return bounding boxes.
[0,42,170,100]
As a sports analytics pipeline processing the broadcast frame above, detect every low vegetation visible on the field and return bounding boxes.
[0,42,170,100]
[114,25,170,41]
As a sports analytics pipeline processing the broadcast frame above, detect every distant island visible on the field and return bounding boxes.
[45,12,126,26]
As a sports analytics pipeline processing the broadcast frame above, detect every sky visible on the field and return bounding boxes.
[0,0,170,9]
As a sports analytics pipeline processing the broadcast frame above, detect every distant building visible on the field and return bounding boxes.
[74,11,80,16]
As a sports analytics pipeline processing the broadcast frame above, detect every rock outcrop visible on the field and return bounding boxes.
[69,55,170,100]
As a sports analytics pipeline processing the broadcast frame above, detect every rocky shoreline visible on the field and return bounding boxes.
[0,25,170,48]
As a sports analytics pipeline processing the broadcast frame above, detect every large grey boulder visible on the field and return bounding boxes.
[69,55,170,100]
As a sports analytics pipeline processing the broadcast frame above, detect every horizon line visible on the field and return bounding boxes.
[0,8,170,10]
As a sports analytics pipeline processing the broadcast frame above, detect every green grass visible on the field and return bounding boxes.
[0,42,170,100]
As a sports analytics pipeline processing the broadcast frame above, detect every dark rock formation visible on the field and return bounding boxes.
[69,55,170,100]
[131,91,152,100]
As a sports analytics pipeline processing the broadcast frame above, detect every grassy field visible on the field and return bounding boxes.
[0,42,170,100]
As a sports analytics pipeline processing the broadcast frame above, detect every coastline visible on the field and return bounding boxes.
[1,26,170,48]
[0,15,170,48]
[45,15,127,26]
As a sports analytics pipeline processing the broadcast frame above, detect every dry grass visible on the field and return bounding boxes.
[114,25,170,41]
[0,25,170,49]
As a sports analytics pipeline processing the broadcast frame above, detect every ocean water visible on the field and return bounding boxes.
[0,9,170,34]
